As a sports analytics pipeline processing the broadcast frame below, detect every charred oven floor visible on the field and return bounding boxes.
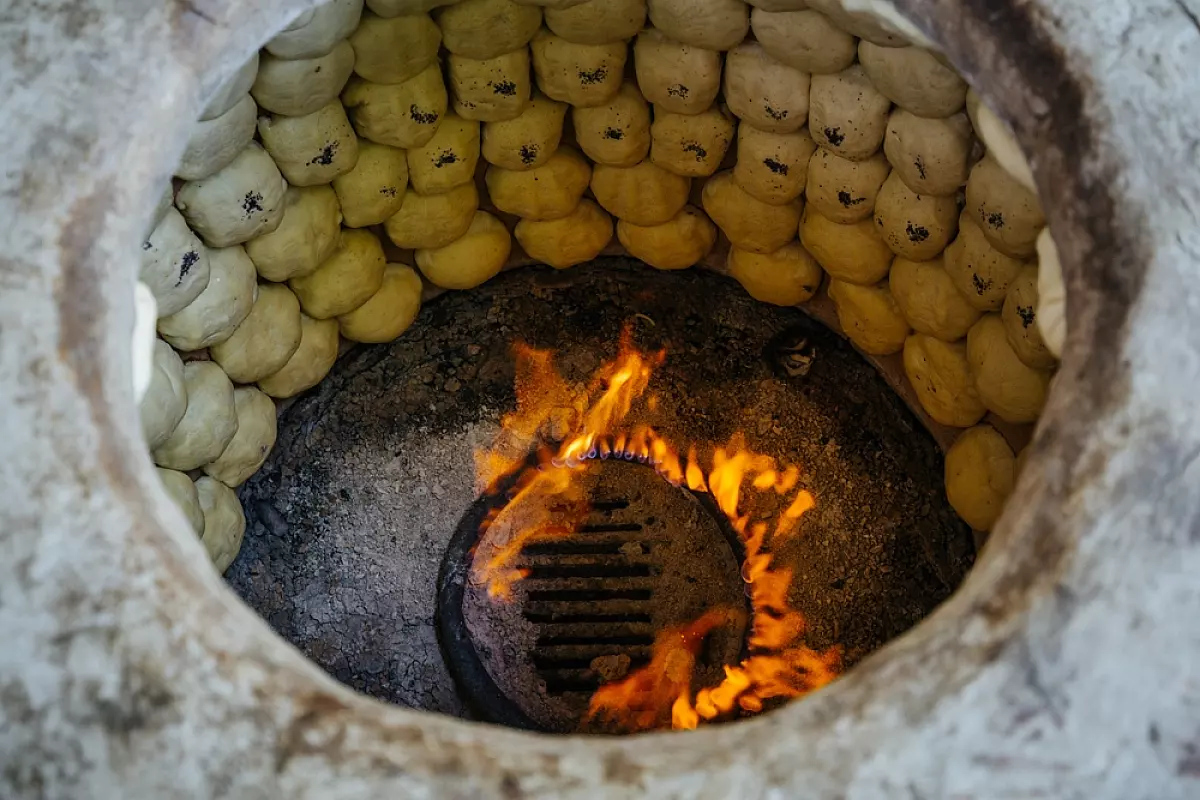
[226,258,974,720]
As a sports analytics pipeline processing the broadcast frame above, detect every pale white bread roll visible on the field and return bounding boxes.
[590,160,691,225]
[1034,227,1065,358]
[732,125,816,206]
[723,42,810,135]
[252,42,356,117]
[332,141,410,228]
[199,54,260,121]
[902,333,986,428]
[406,113,481,194]
[572,83,651,167]
[416,211,512,289]
[807,0,908,47]
[349,10,441,84]
[544,0,646,45]
[799,205,893,285]
[177,94,257,182]
[805,148,891,223]
[485,146,591,220]
[943,211,1029,311]
[258,101,361,187]
[132,282,158,403]
[157,245,258,352]
[883,109,973,196]
[436,0,542,59]
[944,424,1016,531]
[647,0,748,51]
[531,29,625,108]
[140,339,188,450]
[873,171,959,261]
[174,143,287,248]
[157,468,205,537]
[338,263,424,342]
[203,387,279,487]
[751,8,855,75]
[808,65,892,161]
[449,48,533,122]
[244,185,344,282]
[633,27,722,116]
[515,199,614,268]
[966,313,1051,424]
[266,0,364,60]
[384,182,480,248]
[965,155,1045,259]
[151,361,238,472]
[482,92,567,170]
[290,229,388,318]
[649,104,735,178]
[727,242,823,306]
[889,255,981,342]
[827,278,910,355]
[140,207,211,317]
[966,89,1036,193]
[858,42,967,118]
[701,170,803,254]
[195,476,246,574]
[209,283,304,384]
[258,313,341,399]
[341,65,448,149]
[616,205,717,271]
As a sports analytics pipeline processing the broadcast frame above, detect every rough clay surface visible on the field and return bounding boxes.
[2,0,1200,798]
[227,261,970,727]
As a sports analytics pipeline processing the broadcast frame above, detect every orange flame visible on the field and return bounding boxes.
[471,324,841,731]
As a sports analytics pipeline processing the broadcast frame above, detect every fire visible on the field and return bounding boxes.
[472,324,842,731]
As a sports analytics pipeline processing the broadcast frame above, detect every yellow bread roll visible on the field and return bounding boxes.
[416,210,512,289]
[210,283,304,384]
[338,263,424,342]
[152,361,239,472]
[289,229,387,319]
[1002,265,1057,369]
[486,145,591,220]
[646,0,748,50]
[633,27,722,116]
[965,155,1045,259]
[617,205,716,270]
[406,113,481,194]
[805,148,891,224]
[384,181,480,249]
[258,314,341,399]
[732,125,816,206]
[943,212,1029,311]
[203,386,278,488]
[349,10,441,84]
[701,170,803,254]
[944,424,1016,531]
[827,278,910,355]
[799,205,893,285]
[967,314,1051,424]
[515,199,614,268]
[531,29,625,108]
[590,160,691,226]
[195,476,246,574]
[889,256,981,342]
[572,83,651,167]
[244,185,343,282]
[544,0,645,44]
[482,92,567,170]
[650,104,735,178]
[257,101,360,187]
[902,333,987,428]
[873,171,959,261]
[448,47,533,122]
[157,468,204,537]
[341,66,448,149]
[727,242,823,306]
[332,141,410,228]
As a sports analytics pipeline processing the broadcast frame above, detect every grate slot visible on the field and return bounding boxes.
[591,500,631,512]
[532,621,654,639]
[577,522,644,533]
[523,609,653,624]
[536,633,654,647]
[522,541,645,557]
[525,587,653,602]
[523,563,654,580]
[531,647,652,669]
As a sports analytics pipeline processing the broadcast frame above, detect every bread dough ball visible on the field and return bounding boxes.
[195,476,246,574]
[944,424,1015,531]
[141,207,212,317]
[573,83,651,167]
[210,283,304,383]
[858,42,967,118]
[531,29,625,109]
[827,278,910,355]
[943,212,1028,311]
[368,0,465,14]
[341,66,449,149]
[515,198,614,268]
[332,141,410,227]
[203,387,278,487]
[132,283,158,405]
[290,229,388,318]
[448,48,532,122]
[258,101,360,187]
[486,146,591,220]
[732,125,816,206]
[200,54,260,121]
[799,205,893,285]
[967,314,1051,423]
[1001,265,1057,369]
[805,149,891,224]
[902,334,986,427]
[266,0,364,59]
[1034,228,1065,358]
[545,0,646,44]
[175,143,287,248]
[253,42,356,117]
[809,65,892,161]
[647,0,748,50]
[617,205,716,270]
[966,89,1035,193]
[723,42,811,135]
[177,94,257,182]
[436,0,541,59]
[702,170,803,254]
[416,210,512,289]
[874,171,959,260]
[157,468,204,537]
[158,245,258,351]
[258,313,341,399]
[482,93,567,170]
[806,0,909,46]
[140,340,188,449]
[650,105,735,178]
[633,27,722,116]
[889,256,981,341]
[727,242,823,306]
[338,263,424,342]
[884,109,973,197]
[751,8,856,75]
[384,181,480,248]
[406,113,480,194]
[244,186,343,282]
[965,155,1045,259]
[590,159,691,225]
[350,10,441,84]
[152,361,239,471]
